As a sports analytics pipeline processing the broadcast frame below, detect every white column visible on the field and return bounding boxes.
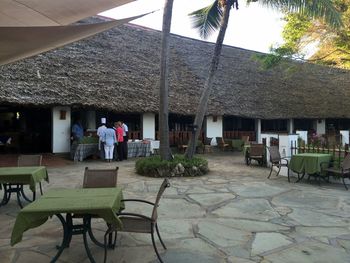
[287,119,294,134]
[255,119,261,143]
[314,119,326,135]
[142,113,155,140]
[206,115,223,146]
[52,106,71,153]
[85,110,96,130]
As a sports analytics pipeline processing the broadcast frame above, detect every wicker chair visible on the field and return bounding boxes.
[216,137,229,151]
[106,178,170,263]
[267,146,290,182]
[322,154,350,190]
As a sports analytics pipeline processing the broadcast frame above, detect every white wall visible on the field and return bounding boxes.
[296,130,308,145]
[52,106,71,153]
[340,130,349,146]
[255,119,261,143]
[206,115,223,145]
[142,113,155,139]
[314,119,326,135]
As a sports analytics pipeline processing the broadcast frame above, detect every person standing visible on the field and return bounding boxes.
[116,121,124,161]
[71,118,84,142]
[121,120,128,160]
[97,118,107,160]
[103,122,116,162]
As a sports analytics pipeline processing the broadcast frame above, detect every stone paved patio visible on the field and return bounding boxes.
[0,153,350,263]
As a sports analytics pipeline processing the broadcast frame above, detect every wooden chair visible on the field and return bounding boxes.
[18,154,42,167]
[177,140,188,153]
[105,178,170,263]
[203,137,213,153]
[267,146,290,182]
[322,154,350,190]
[16,155,44,199]
[72,167,119,250]
[83,167,118,188]
[245,144,265,166]
[216,137,229,151]
[241,135,250,145]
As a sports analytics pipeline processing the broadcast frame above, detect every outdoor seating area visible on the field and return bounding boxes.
[0,152,349,263]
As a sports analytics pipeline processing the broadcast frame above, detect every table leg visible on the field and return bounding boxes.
[86,217,116,249]
[295,172,305,183]
[20,185,36,203]
[51,214,69,263]
[0,184,11,206]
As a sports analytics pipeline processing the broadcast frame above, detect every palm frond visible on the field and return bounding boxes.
[189,0,223,39]
[258,0,342,28]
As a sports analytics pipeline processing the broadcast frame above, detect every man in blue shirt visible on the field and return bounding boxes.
[71,118,84,142]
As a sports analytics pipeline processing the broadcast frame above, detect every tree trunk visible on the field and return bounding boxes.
[159,0,174,160]
[185,0,233,159]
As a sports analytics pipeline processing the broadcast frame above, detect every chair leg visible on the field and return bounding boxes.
[342,177,348,190]
[287,167,290,183]
[155,223,166,250]
[276,166,281,177]
[151,228,163,263]
[268,165,274,179]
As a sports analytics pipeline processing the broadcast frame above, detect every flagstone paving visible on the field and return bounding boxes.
[0,152,350,262]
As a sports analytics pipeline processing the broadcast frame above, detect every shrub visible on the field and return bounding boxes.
[135,155,209,177]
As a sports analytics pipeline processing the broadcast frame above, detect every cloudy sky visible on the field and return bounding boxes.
[101,0,286,53]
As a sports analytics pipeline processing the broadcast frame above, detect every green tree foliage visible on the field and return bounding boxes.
[280,0,350,69]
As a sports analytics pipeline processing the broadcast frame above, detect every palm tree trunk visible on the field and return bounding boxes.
[159,0,174,160]
[185,0,233,159]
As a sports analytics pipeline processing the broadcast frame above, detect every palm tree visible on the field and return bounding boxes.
[159,0,174,160]
[185,0,342,159]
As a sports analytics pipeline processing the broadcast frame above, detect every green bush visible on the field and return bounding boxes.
[79,136,99,144]
[135,155,209,177]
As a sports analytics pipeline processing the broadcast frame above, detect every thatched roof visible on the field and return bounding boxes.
[1,17,350,119]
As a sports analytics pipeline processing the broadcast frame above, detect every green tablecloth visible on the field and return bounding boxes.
[0,166,48,192]
[11,187,124,246]
[231,139,244,151]
[290,153,332,174]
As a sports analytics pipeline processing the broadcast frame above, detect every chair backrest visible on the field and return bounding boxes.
[268,146,281,163]
[241,135,250,143]
[83,167,118,188]
[216,137,224,145]
[341,154,350,170]
[250,144,265,156]
[18,155,42,167]
[204,137,212,146]
[151,178,170,221]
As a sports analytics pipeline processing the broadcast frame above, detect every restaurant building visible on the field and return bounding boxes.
[1,19,350,153]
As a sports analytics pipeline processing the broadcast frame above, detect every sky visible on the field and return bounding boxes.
[100,0,286,53]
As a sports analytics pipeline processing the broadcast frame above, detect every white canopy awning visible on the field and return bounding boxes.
[0,15,144,66]
[0,0,150,66]
[0,0,133,26]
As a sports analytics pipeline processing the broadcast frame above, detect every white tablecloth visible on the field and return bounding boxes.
[149,140,160,154]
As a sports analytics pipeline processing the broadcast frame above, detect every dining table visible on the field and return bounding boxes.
[11,187,124,263]
[127,141,151,158]
[0,166,48,208]
[289,153,332,183]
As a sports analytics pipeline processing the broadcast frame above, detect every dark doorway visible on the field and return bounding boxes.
[0,106,52,153]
